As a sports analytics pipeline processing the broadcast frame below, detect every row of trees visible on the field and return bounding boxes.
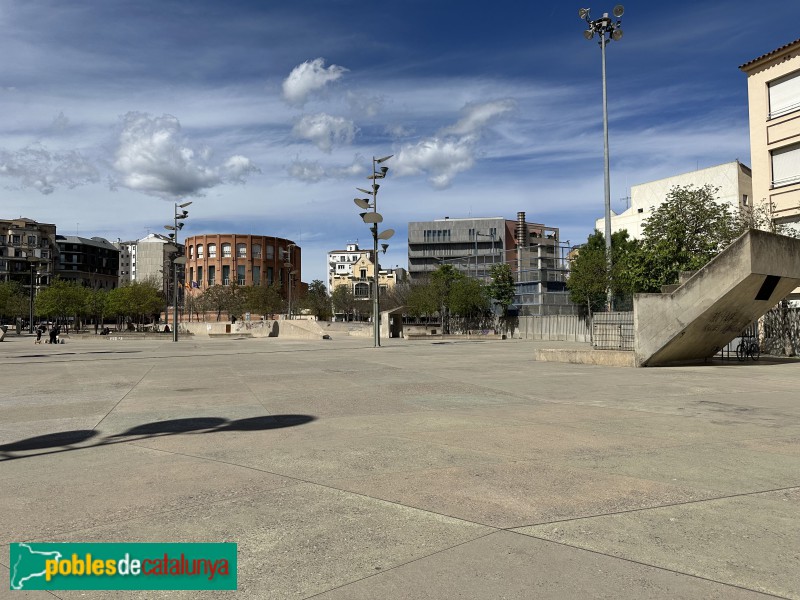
[567,184,798,313]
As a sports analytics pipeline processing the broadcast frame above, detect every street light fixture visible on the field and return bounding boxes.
[26,255,43,334]
[580,5,623,310]
[354,154,394,348]
[165,201,191,341]
[281,243,297,319]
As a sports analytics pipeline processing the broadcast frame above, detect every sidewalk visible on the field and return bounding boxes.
[1,335,798,598]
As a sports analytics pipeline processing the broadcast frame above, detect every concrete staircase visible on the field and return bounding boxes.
[634,229,800,366]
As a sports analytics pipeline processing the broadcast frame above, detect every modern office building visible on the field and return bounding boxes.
[595,161,752,239]
[184,234,301,299]
[741,38,800,228]
[0,217,58,297]
[55,235,120,289]
[408,213,571,315]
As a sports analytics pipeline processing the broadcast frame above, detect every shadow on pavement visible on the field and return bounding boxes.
[0,414,317,461]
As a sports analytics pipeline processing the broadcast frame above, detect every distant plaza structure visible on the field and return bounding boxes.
[408,212,576,316]
[327,241,406,307]
[595,160,752,239]
[184,234,302,300]
[55,235,120,289]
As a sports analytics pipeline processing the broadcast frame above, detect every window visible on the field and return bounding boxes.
[742,194,749,206]
[236,243,246,258]
[360,269,367,279]
[769,72,800,119]
[468,228,475,240]
[222,243,231,258]
[222,265,230,285]
[252,266,261,285]
[337,264,347,271]
[208,265,215,286]
[355,282,370,298]
[189,267,193,283]
[28,235,36,245]
[237,264,245,285]
[267,245,274,259]
[189,245,194,259]
[252,244,261,258]
[197,244,204,259]
[267,266,274,284]
[208,244,216,258]
[197,266,203,286]
[771,144,800,187]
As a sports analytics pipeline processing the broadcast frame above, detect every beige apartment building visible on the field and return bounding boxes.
[741,39,800,226]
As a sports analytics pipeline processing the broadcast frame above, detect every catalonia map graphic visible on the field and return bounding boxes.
[10,543,62,590]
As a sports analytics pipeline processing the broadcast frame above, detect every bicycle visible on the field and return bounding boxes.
[736,337,760,361]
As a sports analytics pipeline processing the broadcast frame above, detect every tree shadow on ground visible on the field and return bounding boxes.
[0,414,316,462]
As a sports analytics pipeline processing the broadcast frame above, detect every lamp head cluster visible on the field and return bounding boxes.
[580,5,623,42]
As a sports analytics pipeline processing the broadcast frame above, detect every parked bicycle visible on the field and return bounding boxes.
[736,337,760,361]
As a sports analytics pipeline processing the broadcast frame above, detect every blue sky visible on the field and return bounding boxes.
[1,0,798,283]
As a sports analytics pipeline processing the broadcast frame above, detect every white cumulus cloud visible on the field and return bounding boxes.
[282,58,348,106]
[393,137,475,189]
[292,113,356,153]
[112,112,257,198]
[392,99,515,189]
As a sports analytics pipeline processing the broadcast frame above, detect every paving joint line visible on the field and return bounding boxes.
[504,483,800,529]
[506,528,790,599]
[91,364,156,431]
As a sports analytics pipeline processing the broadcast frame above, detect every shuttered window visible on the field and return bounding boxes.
[769,72,800,118]
[771,144,800,187]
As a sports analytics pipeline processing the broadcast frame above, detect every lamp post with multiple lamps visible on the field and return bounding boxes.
[580,5,624,309]
[164,201,191,342]
[281,243,297,319]
[26,255,43,334]
[354,155,395,348]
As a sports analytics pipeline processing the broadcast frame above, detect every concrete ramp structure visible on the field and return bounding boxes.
[634,229,800,366]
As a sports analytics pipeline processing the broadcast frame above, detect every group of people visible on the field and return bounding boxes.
[34,323,61,345]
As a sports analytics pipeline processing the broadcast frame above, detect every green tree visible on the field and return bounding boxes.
[85,288,108,331]
[245,283,284,318]
[488,263,516,333]
[634,184,739,291]
[0,281,26,321]
[302,280,331,320]
[406,280,438,320]
[331,285,357,321]
[107,281,163,328]
[430,265,464,334]
[202,285,230,321]
[567,230,641,312]
[34,279,88,325]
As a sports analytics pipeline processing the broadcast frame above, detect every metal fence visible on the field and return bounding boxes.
[592,311,634,350]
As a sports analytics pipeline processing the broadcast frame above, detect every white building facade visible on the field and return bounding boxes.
[596,161,752,239]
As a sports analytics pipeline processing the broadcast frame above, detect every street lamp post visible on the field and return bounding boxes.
[165,201,191,342]
[282,243,297,319]
[580,5,624,310]
[354,155,395,348]
[26,256,41,334]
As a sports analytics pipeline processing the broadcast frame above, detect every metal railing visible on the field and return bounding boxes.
[592,312,634,350]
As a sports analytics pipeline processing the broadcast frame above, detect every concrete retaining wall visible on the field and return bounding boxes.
[516,315,591,342]
[533,348,636,367]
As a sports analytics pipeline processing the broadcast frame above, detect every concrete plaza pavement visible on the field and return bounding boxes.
[0,333,799,599]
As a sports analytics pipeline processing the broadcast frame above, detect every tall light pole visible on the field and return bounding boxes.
[354,155,395,348]
[26,256,41,333]
[580,5,624,310]
[282,243,297,319]
[165,201,191,342]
